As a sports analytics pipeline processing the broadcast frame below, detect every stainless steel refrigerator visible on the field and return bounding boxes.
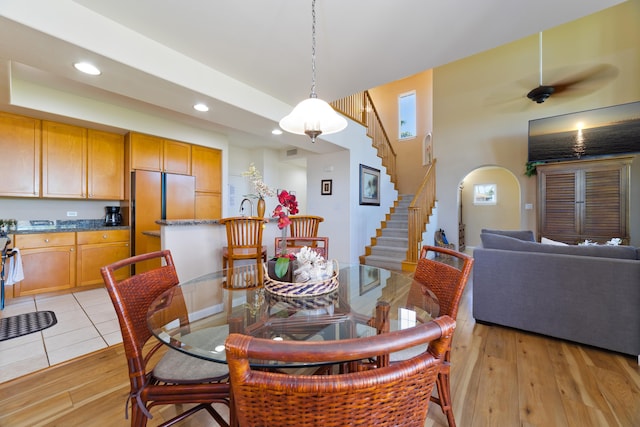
[131,170,195,272]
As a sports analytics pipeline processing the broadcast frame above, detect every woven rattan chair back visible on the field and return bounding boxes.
[413,244,474,427]
[101,250,230,427]
[288,215,324,238]
[416,245,474,321]
[225,316,456,427]
[220,216,268,270]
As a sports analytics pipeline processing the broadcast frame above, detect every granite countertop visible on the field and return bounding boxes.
[8,219,129,235]
[156,218,274,226]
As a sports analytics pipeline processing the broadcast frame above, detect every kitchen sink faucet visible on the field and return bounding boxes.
[239,198,253,216]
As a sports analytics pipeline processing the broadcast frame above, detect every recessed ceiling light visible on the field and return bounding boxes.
[271,129,283,135]
[73,62,101,75]
[193,103,209,112]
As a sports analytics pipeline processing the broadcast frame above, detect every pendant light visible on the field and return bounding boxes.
[279,0,347,142]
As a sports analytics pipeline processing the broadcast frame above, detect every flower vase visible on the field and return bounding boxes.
[257,197,266,217]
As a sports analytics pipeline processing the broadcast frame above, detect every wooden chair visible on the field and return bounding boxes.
[100,250,230,427]
[391,244,474,427]
[288,215,324,238]
[274,236,329,259]
[225,316,456,427]
[220,216,268,270]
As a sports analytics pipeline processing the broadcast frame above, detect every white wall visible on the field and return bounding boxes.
[434,1,640,247]
[306,119,398,265]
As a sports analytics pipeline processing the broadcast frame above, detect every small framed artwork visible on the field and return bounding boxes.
[321,179,332,195]
[359,265,381,295]
[359,164,380,206]
[473,183,497,205]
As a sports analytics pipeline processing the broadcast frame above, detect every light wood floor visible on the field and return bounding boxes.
[1,280,638,427]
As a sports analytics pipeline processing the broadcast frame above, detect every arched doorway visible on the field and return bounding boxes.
[459,166,521,249]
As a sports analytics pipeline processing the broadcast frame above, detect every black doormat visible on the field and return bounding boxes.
[0,311,57,341]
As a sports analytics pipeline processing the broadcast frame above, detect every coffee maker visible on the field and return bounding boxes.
[104,206,122,226]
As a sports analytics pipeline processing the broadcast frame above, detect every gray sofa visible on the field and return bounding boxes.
[472,229,640,359]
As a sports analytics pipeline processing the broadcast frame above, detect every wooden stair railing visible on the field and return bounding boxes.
[403,160,437,269]
[331,91,397,185]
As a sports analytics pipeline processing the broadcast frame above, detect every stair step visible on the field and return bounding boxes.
[386,220,408,229]
[370,245,406,258]
[376,236,408,248]
[364,255,403,271]
[380,228,406,238]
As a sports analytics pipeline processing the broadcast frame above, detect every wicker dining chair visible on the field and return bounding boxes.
[225,315,456,427]
[101,250,231,427]
[391,244,474,427]
[220,216,268,270]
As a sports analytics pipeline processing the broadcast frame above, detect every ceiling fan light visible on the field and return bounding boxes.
[279,97,347,142]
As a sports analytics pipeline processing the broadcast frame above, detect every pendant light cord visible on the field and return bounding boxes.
[310,0,317,98]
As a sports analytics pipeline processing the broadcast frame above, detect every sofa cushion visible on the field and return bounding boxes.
[480,232,638,260]
[481,229,535,242]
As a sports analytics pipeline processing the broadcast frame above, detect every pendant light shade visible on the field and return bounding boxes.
[279,0,347,143]
[279,96,347,142]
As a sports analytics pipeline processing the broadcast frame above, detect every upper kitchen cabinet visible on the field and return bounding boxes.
[192,145,222,219]
[88,129,125,200]
[0,111,41,197]
[192,145,222,193]
[42,121,87,198]
[127,132,191,175]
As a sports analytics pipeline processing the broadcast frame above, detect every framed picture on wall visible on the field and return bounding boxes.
[359,265,381,295]
[359,164,380,206]
[473,183,497,205]
[321,179,332,195]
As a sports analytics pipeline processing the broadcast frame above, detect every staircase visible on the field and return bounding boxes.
[362,194,413,271]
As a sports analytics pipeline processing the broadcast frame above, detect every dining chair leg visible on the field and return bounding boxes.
[431,362,456,427]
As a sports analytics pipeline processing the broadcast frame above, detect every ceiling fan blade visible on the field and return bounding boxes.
[551,64,618,95]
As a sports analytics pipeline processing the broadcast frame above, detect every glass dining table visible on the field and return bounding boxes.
[147,263,439,368]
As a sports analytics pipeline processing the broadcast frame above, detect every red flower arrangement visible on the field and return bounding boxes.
[272,190,299,278]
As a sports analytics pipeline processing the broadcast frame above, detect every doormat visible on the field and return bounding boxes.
[0,311,57,341]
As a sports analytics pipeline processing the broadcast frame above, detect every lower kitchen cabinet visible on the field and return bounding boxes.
[77,229,130,286]
[14,232,76,296]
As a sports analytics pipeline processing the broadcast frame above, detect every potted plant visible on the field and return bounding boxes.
[269,190,299,280]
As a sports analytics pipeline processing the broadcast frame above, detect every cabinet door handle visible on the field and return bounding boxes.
[103,234,108,239]
[44,239,49,243]
[70,248,74,252]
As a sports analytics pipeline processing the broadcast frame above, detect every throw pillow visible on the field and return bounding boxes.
[541,237,568,246]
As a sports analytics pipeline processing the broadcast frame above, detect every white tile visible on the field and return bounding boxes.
[73,288,111,307]
[43,326,101,352]
[83,303,118,324]
[0,338,46,367]
[94,318,121,336]
[1,298,37,317]
[0,327,42,351]
[47,337,107,366]
[102,330,123,346]
[41,309,93,338]
[35,293,81,314]
[0,353,49,383]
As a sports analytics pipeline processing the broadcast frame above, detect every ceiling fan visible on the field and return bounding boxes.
[526,32,617,103]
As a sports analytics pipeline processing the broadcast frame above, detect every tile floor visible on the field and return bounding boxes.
[0,288,122,383]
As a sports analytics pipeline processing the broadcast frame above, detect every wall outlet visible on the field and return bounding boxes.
[66,211,78,217]
[525,203,533,210]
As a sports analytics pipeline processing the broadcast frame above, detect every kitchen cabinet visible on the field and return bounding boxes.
[77,230,130,286]
[88,130,125,200]
[13,232,76,296]
[537,156,631,244]
[0,111,41,197]
[42,121,87,198]
[192,145,222,218]
[127,132,191,175]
